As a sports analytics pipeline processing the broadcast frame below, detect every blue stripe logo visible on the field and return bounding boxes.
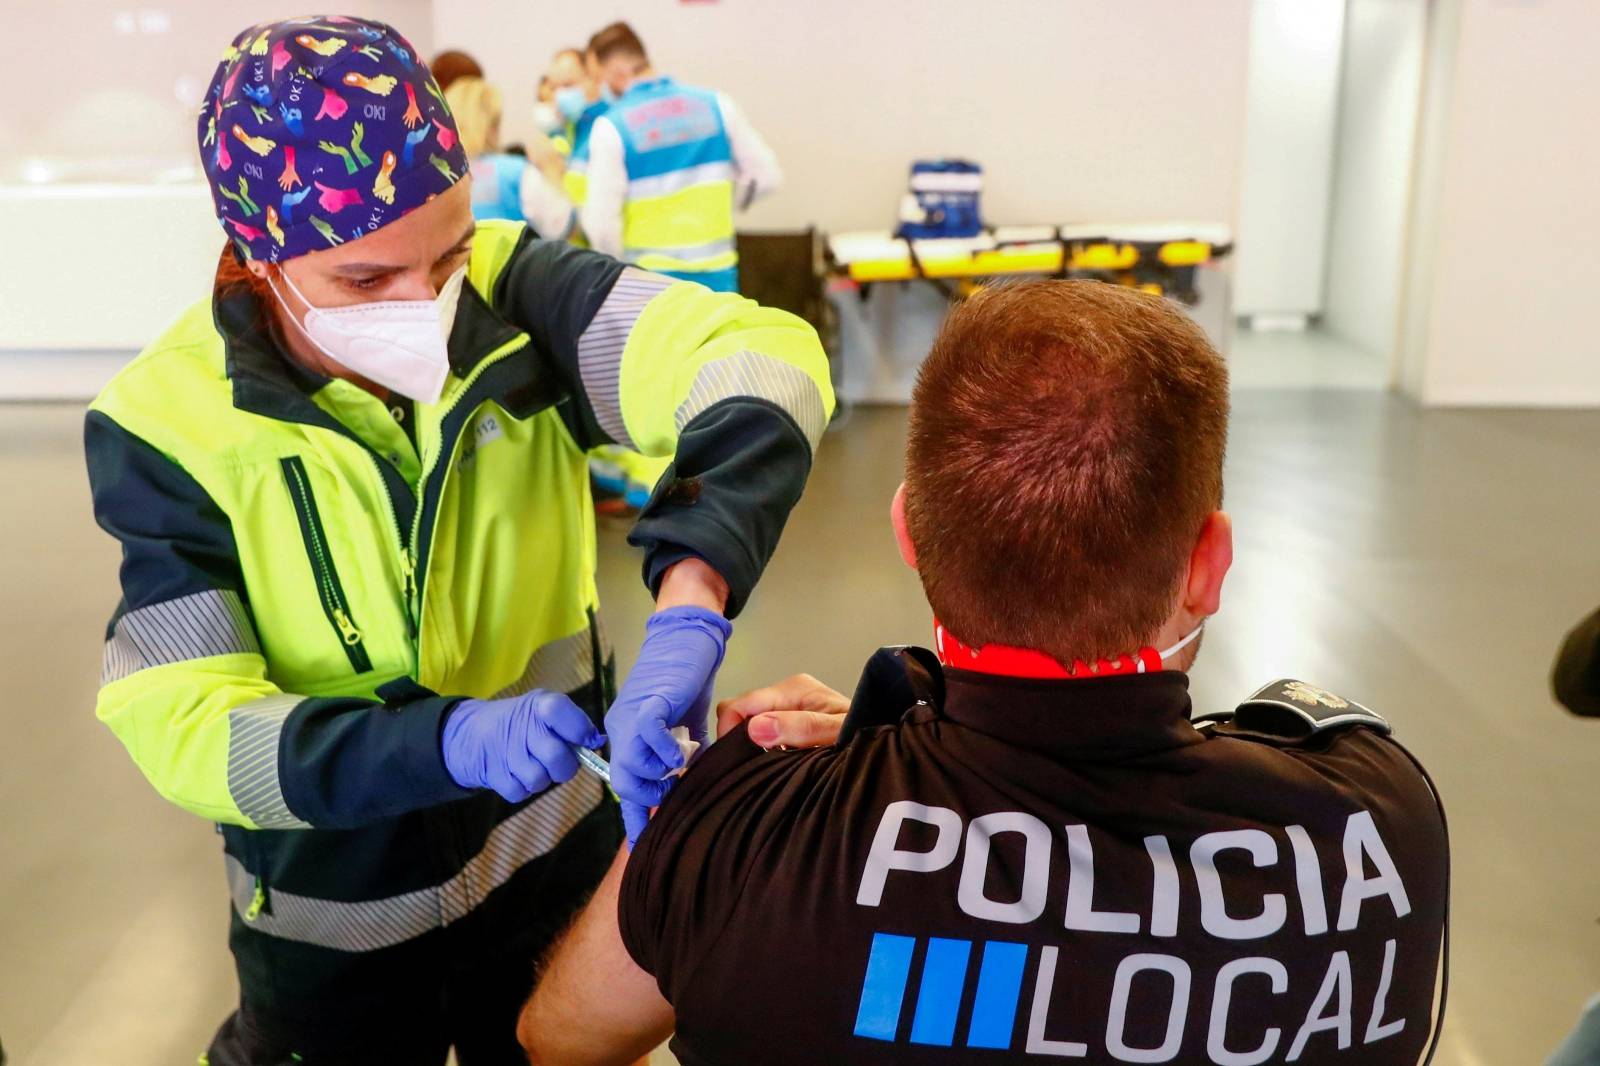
[969,941,1030,1048]
[854,933,1029,1049]
[854,933,916,1040]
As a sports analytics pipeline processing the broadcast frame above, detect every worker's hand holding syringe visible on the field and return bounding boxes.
[437,672,849,810]
[440,690,607,803]
[567,726,697,788]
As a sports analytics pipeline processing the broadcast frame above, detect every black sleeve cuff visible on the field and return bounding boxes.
[626,398,814,620]
[280,693,473,829]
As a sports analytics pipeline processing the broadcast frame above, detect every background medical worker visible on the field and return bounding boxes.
[83,15,831,1064]
[445,74,576,237]
[543,47,600,162]
[580,21,783,293]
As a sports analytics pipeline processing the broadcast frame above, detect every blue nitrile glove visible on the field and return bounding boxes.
[605,605,733,846]
[442,691,606,803]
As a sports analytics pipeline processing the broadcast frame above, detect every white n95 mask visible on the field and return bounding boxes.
[271,265,466,405]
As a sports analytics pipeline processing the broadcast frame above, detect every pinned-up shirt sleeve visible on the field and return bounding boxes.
[619,724,816,989]
[493,233,834,616]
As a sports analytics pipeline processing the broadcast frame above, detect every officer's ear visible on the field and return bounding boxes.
[890,482,917,571]
[1183,511,1233,619]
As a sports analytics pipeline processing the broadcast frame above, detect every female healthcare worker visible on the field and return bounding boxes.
[83,16,831,1065]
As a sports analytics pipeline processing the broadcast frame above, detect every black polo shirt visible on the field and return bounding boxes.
[620,656,1447,1066]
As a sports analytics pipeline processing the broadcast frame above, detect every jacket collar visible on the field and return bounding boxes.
[938,667,1205,761]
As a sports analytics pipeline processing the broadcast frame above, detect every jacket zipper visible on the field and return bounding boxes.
[351,338,527,671]
[586,606,613,708]
[244,876,270,921]
[371,466,418,640]
[280,456,374,673]
[408,336,530,643]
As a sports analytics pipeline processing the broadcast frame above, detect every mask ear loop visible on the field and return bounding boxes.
[267,261,310,316]
[264,266,338,365]
[1134,622,1206,673]
[1157,622,1205,662]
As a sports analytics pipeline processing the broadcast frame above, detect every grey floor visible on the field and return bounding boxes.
[4,371,1600,1064]
[1229,325,1392,390]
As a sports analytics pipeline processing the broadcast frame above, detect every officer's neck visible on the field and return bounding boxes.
[933,612,1206,679]
[1023,609,1208,674]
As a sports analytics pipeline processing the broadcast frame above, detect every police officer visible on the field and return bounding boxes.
[519,280,1448,1066]
[85,16,831,1064]
[578,21,783,293]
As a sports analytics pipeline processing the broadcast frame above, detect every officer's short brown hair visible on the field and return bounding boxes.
[904,280,1228,662]
[588,22,648,66]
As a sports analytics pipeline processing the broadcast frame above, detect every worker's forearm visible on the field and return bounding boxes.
[655,556,730,615]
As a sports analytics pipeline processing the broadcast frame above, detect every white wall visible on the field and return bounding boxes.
[0,1,433,182]
[0,0,435,400]
[1394,0,1461,401]
[1232,0,1345,316]
[433,0,1253,233]
[1322,0,1425,358]
[1399,0,1600,406]
[0,186,221,352]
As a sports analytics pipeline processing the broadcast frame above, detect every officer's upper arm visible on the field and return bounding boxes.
[523,730,792,1064]
[615,723,811,990]
[518,846,673,1066]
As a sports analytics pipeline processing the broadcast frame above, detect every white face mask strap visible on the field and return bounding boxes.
[1157,621,1205,663]
[269,262,314,316]
[266,267,336,361]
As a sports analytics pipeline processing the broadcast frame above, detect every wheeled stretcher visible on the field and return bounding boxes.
[826,222,1232,304]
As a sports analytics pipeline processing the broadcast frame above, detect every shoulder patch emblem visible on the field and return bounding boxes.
[1190,678,1391,740]
[1282,681,1349,710]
